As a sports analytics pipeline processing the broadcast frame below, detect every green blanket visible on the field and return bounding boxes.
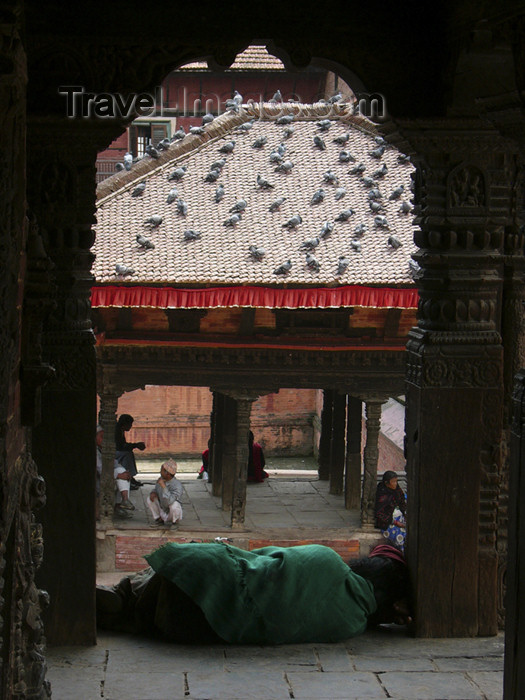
[145,542,377,644]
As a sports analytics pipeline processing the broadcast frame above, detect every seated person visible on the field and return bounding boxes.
[247,430,268,483]
[374,470,407,550]
[96,541,412,644]
[197,440,210,480]
[115,413,146,489]
[147,459,183,527]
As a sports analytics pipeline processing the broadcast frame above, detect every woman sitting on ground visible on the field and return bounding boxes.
[374,470,407,550]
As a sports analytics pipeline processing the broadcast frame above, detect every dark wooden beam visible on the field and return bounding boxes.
[384,308,402,339]
[318,389,334,480]
[345,396,362,509]
[329,393,346,495]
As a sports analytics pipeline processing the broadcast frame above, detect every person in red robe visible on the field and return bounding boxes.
[247,430,268,482]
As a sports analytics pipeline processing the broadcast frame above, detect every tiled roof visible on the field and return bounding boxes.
[179,45,285,71]
[94,104,417,289]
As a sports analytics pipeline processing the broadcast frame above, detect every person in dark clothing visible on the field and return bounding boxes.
[374,470,407,549]
[96,542,412,644]
[247,430,268,483]
[115,414,146,489]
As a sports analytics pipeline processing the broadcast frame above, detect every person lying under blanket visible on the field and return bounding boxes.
[96,541,412,645]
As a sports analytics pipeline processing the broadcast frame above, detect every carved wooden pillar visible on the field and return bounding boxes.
[400,120,511,637]
[329,393,346,495]
[98,387,121,526]
[345,396,362,509]
[318,389,334,480]
[505,368,525,700]
[211,391,226,497]
[27,120,106,646]
[360,400,384,526]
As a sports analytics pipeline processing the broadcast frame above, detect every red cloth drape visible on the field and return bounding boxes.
[91,285,418,309]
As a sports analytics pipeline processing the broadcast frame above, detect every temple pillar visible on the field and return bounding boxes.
[360,400,384,527]
[97,386,121,527]
[211,391,226,496]
[329,393,347,495]
[345,397,362,509]
[399,120,512,636]
[318,389,334,480]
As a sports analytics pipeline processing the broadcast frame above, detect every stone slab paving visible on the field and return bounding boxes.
[46,629,505,700]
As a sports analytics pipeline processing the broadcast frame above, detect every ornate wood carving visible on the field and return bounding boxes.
[360,400,384,527]
[345,397,363,510]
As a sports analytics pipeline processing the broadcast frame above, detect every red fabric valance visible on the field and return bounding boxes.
[91,285,418,310]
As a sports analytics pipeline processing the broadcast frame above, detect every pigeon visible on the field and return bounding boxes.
[351,240,362,252]
[115,162,124,171]
[323,170,339,185]
[202,113,215,125]
[374,215,389,228]
[157,138,170,151]
[131,182,146,197]
[232,90,243,106]
[136,234,155,250]
[329,91,343,103]
[282,215,302,229]
[215,184,225,203]
[269,197,286,212]
[374,136,386,145]
[338,150,355,163]
[276,143,287,156]
[370,146,386,159]
[269,89,283,103]
[223,214,241,226]
[177,200,188,216]
[283,126,295,138]
[171,127,186,141]
[306,253,320,272]
[210,159,226,171]
[354,223,367,236]
[335,209,355,221]
[361,176,376,188]
[144,215,163,228]
[409,259,422,276]
[230,199,247,213]
[319,221,334,238]
[368,188,382,200]
[274,260,292,274]
[166,188,178,204]
[389,185,405,200]
[269,150,283,163]
[190,126,205,135]
[333,133,350,145]
[145,144,159,158]
[350,163,366,174]
[369,201,383,212]
[248,245,266,260]
[236,120,254,132]
[388,235,402,249]
[397,153,411,164]
[275,160,294,173]
[115,263,135,276]
[204,169,221,182]
[316,119,331,131]
[183,229,202,240]
[225,98,239,112]
[313,135,326,150]
[335,187,347,200]
[218,140,236,154]
[257,174,274,189]
[399,200,412,214]
[300,237,320,251]
[372,164,388,179]
[123,152,133,170]
[337,256,350,274]
[311,189,325,205]
[168,167,187,181]
[252,136,268,148]
[276,115,294,125]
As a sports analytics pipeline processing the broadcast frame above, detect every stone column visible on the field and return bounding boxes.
[211,391,226,497]
[360,400,384,526]
[399,120,511,637]
[345,396,362,509]
[98,388,120,526]
[329,393,347,495]
[318,390,334,480]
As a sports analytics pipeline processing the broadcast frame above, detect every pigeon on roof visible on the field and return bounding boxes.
[218,141,236,154]
[144,215,163,228]
[399,200,412,214]
[276,115,294,125]
[157,138,170,151]
[215,184,225,203]
[388,235,402,249]
[316,119,331,131]
[398,153,411,164]
[236,119,255,132]
[248,245,266,260]
[351,240,362,252]
[313,135,326,150]
[183,229,202,240]
[204,169,221,182]
[115,163,124,171]
[282,215,302,229]
[369,201,383,213]
[374,215,389,228]
[300,237,320,251]
[210,158,226,171]
[354,223,367,236]
[269,89,282,103]
[177,200,188,216]
[257,174,274,189]
[274,260,292,274]
[269,197,286,212]
[306,253,320,271]
[323,170,339,185]
[333,133,350,145]
[334,187,346,200]
[283,126,294,138]
[275,160,294,173]
[361,176,376,188]
[350,163,366,175]
[389,185,405,200]
[338,151,355,163]
[168,167,187,181]
[224,214,241,226]
[123,153,133,171]
[230,199,247,213]
[337,255,350,274]
[171,127,186,141]
[166,188,179,205]
[370,146,386,159]
[335,209,355,221]
[145,144,159,158]
[252,136,268,148]
[136,234,155,250]
[319,221,334,238]
[311,189,325,205]
[115,263,135,275]
[373,164,388,179]
[190,126,206,135]
[131,182,146,197]
[202,113,215,125]
[329,91,343,103]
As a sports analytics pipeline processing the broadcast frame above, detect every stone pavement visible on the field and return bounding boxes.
[46,627,504,699]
